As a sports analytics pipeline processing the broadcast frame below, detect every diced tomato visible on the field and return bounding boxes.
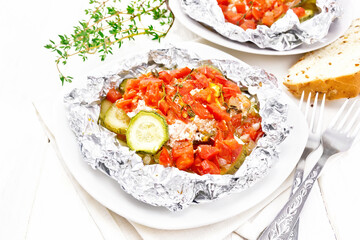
[292,7,306,18]
[125,79,141,91]
[170,67,192,79]
[213,75,229,86]
[215,140,232,163]
[240,19,256,30]
[207,103,231,122]
[122,89,137,100]
[231,114,243,128]
[235,3,246,13]
[217,0,229,5]
[193,87,214,104]
[159,147,173,167]
[144,81,161,107]
[223,86,240,99]
[179,82,195,97]
[224,11,243,25]
[197,66,223,80]
[191,102,213,119]
[166,109,179,125]
[165,96,182,117]
[223,139,241,150]
[115,99,135,112]
[158,71,173,83]
[199,159,220,175]
[106,88,122,103]
[172,141,194,170]
[139,78,162,93]
[197,145,220,160]
[252,7,264,21]
[219,4,228,12]
[262,12,275,26]
[273,5,285,19]
[244,11,253,20]
[189,71,210,88]
[158,99,169,115]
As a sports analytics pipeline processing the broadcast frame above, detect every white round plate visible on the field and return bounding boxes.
[54,42,308,230]
[170,0,354,55]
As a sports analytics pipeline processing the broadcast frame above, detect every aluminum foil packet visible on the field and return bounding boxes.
[180,0,342,50]
[64,46,290,211]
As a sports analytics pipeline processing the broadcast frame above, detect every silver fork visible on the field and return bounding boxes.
[288,92,325,240]
[258,99,360,240]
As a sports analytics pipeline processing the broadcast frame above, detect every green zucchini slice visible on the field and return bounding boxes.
[103,104,130,134]
[118,79,129,94]
[126,111,169,154]
[99,99,113,123]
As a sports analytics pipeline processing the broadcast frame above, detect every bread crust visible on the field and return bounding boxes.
[284,71,360,100]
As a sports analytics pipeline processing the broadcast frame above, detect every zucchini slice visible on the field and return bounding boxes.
[103,104,130,134]
[99,99,113,123]
[118,79,129,94]
[126,111,169,154]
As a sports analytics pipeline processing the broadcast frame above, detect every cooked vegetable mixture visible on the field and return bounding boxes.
[99,66,264,175]
[218,0,318,30]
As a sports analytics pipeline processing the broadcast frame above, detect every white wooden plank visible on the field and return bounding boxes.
[0,102,48,240]
[26,144,104,240]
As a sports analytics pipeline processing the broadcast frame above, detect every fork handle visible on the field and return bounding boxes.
[257,147,336,240]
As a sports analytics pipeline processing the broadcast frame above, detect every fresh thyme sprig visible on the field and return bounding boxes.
[45,0,174,85]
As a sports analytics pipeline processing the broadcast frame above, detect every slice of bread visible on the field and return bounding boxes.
[284,18,360,100]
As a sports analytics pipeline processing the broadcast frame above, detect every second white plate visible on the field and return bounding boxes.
[170,0,354,55]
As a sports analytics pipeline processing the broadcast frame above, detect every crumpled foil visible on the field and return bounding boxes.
[64,46,290,211]
[180,0,342,50]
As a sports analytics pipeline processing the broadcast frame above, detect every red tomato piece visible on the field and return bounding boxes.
[197,66,223,80]
[262,12,275,26]
[106,88,122,103]
[115,99,135,112]
[207,103,231,122]
[189,71,210,88]
[292,7,306,18]
[158,71,173,83]
[166,109,179,125]
[122,89,137,100]
[179,82,195,97]
[215,140,232,163]
[199,159,220,175]
[224,11,243,25]
[223,86,240,99]
[217,0,229,5]
[159,147,173,167]
[191,102,213,119]
[125,79,141,92]
[197,145,220,160]
[158,99,169,115]
[273,5,285,19]
[231,114,243,128]
[244,11,253,20]
[235,3,246,13]
[144,81,161,107]
[252,7,264,21]
[165,96,182,118]
[223,139,241,151]
[170,67,192,79]
[172,141,194,170]
[193,87,214,104]
[240,20,256,30]
[219,4,228,12]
